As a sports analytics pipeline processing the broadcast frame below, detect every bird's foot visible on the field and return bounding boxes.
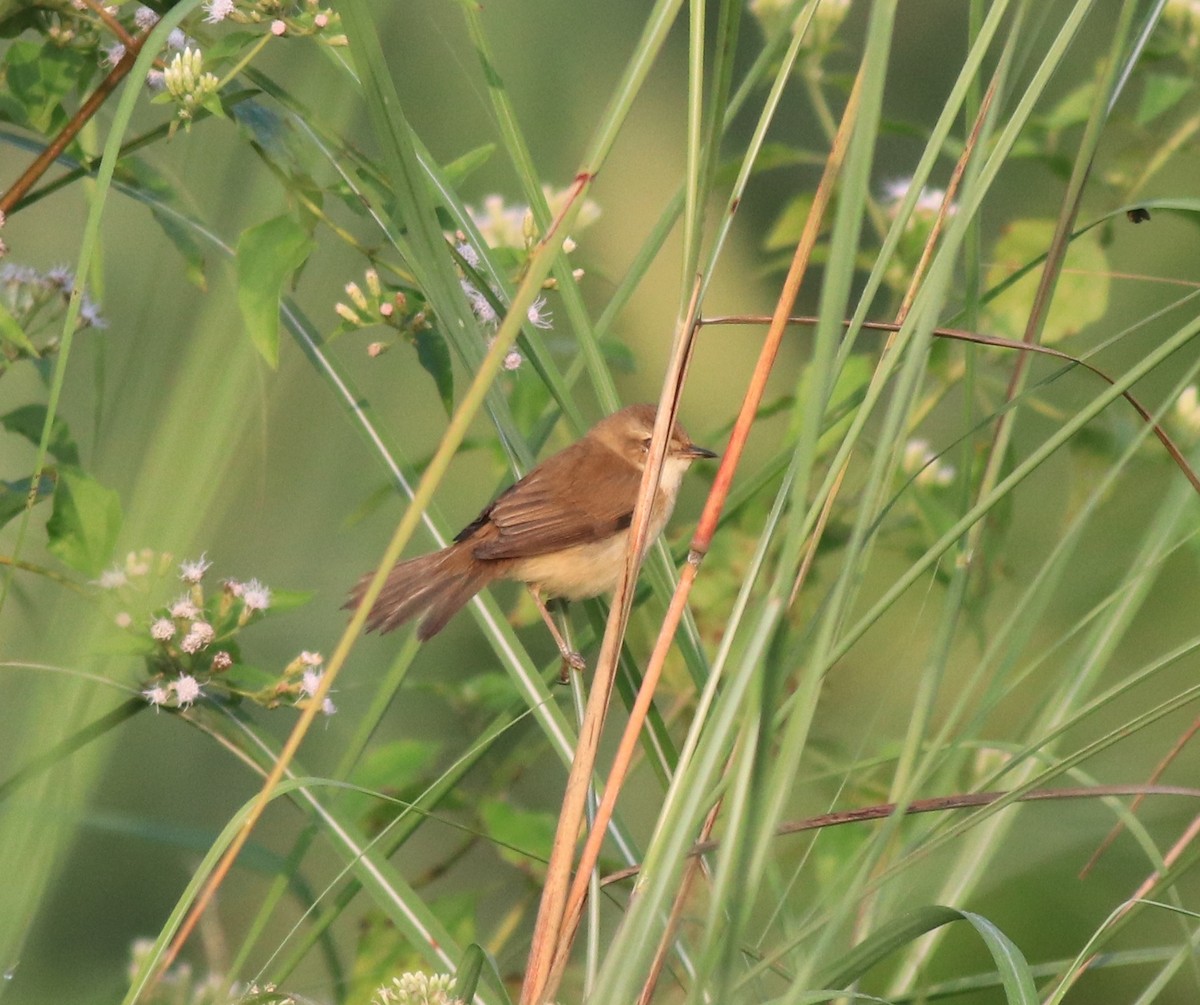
[557,649,587,684]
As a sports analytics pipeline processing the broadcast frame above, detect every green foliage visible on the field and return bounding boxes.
[235,214,316,367]
[45,467,122,576]
[7,1,1200,1004]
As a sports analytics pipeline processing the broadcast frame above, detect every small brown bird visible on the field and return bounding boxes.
[347,404,716,667]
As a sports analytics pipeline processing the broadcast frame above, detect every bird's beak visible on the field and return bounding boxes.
[683,443,719,460]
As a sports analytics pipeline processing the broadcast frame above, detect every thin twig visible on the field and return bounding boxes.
[0,31,151,217]
[599,784,1200,887]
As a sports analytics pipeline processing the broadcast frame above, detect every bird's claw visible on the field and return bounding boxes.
[557,650,587,683]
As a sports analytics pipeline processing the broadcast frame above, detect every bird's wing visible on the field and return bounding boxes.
[459,441,642,560]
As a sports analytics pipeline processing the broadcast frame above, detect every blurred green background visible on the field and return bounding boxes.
[5,0,1200,1002]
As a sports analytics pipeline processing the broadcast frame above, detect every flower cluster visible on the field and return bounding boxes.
[0,264,107,373]
[95,550,330,717]
[126,937,290,1005]
[372,973,463,1005]
[902,438,956,488]
[877,177,958,294]
[333,268,436,359]
[157,47,222,121]
[199,0,344,42]
[335,187,597,372]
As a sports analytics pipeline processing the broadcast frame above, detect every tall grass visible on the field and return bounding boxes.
[4,0,1200,1002]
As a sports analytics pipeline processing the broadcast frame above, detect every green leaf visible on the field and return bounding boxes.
[414,327,454,414]
[235,215,315,367]
[1136,73,1193,126]
[0,297,38,359]
[982,219,1109,343]
[259,588,314,612]
[2,405,80,465]
[353,740,441,798]
[45,467,122,576]
[442,143,496,187]
[0,475,55,530]
[765,193,814,251]
[815,906,1037,1005]
[0,39,92,132]
[478,799,555,874]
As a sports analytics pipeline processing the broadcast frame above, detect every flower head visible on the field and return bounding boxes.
[170,596,200,620]
[372,972,462,1005]
[902,438,956,488]
[242,579,271,612]
[1175,385,1200,437]
[173,674,202,707]
[180,621,215,653]
[143,684,170,708]
[151,617,176,642]
[179,553,212,584]
[526,295,552,329]
[202,0,236,23]
[96,567,129,590]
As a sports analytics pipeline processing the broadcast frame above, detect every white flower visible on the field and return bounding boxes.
[299,650,323,666]
[526,295,552,329]
[115,612,133,629]
[202,0,236,23]
[881,178,956,220]
[150,618,176,642]
[180,620,215,653]
[170,596,200,619]
[143,684,170,708]
[300,668,323,697]
[79,296,108,329]
[179,553,212,584]
[242,579,271,612]
[456,241,481,269]
[211,650,233,671]
[165,28,189,50]
[173,674,202,707]
[1175,385,1200,436]
[101,43,126,68]
[134,6,159,29]
[322,698,337,716]
[162,47,220,119]
[503,349,523,371]
[96,567,128,589]
[372,972,461,1005]
[902,438,955,488]
[270,19,286,35]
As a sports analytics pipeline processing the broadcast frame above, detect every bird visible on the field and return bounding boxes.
[346,404,717,669]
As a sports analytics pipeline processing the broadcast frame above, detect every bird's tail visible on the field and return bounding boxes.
[346,543,495,640]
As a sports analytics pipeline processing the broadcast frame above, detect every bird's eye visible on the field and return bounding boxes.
[640,437,652,451]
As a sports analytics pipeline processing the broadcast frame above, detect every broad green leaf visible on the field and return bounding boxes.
[0,40,92,132]
[0,475,54,530]
[1,404,80,465]
[45,467,122,576]
[982,219,1109,344]
[235,215,315,367]
[765,192,814,251]
[1136,73,1193,126]
[415,328,454,415]
[478,799,555,874]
